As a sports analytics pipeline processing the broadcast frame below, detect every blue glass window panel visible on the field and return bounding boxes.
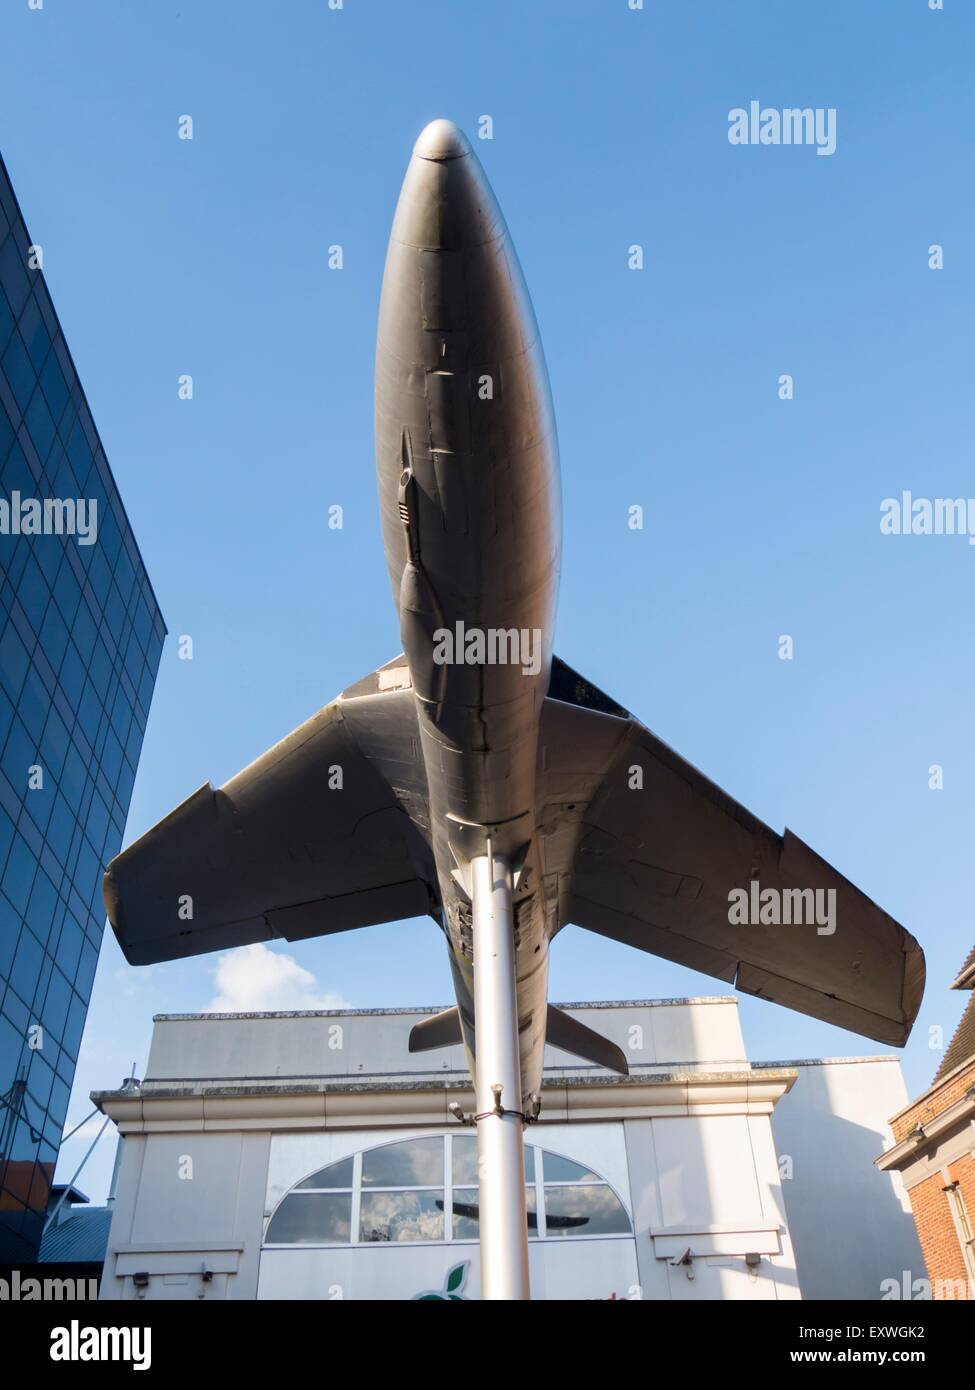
[66,419,91,488]
[3,986,30,1035]
[26,868,57,945]
[89,637,111,695]
[39,349,68,422]
[98,507,121,568]
[1,716,35,793]
[0,284,14,353]
[0,397,15,460]
[32,947,53,1014]
[1,531,26,598]
[76,776,93,825]
[114,546,135,597]
[0,900,18,978]
[51,448,79,503]
[62,991,85,1055]
[2,833,36,914]
[0,234,30,315]
[37,602,68,675]
[73,839,99,903]
[109,684,131,740]
[44,794,73,865]
[24,388,55,462]
[10,926,42,1005]
[76,679,101,744]
[137,663,155,712]
[41,1111,62,1152]
[57,642,85,704]
[84,790,109,857]
[122,637,142,691]
[51,555,81,626]
[26,1049,53,1111]
[57,398,78,450]
[2,332,36,411]
[92,712,108,762]
[114,757,135,809]
[35,534,63,588]
[16,812,42,865]
[0,403,16,467]
[0,1011,22,1091]
[18,665,48,742]
[0,620,30,701]
[59,744,86,811]
[87,547,111,606]
[55,913,84,982]
[99,728,123,788]
[0,685,14,752]
[48,1075,69,1123]
[39,708,69,779]
[18,296,51,373]
[41,966,71,1037]
[4,435,35,491]
[0,802,13,868]
[15,556,49,630]
[22,779,53,838]
[104,582,126,638]
[70,601,97,663]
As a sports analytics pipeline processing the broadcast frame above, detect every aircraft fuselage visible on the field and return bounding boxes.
[375,120,560,1097]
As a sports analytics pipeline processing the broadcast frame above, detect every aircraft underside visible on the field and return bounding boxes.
[102,117,924,1301]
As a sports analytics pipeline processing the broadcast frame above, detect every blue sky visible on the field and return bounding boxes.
[1,0,971,1200]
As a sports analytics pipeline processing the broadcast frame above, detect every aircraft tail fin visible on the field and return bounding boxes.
[409,1007,463,1053]
[547,1005,629,1075]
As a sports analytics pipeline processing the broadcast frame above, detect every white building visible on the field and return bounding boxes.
[93,998,921,1301]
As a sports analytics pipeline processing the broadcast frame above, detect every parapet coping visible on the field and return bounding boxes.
[152,997,739,1022]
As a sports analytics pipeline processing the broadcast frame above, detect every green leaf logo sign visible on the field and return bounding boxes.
[413,1260,471,1301]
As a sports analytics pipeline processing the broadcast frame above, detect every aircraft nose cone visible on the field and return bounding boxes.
[389,118,503,251]
[413,118,471,162]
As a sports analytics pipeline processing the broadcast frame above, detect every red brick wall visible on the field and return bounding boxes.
[892,1058,975,1298]
[892,1057,975,1143]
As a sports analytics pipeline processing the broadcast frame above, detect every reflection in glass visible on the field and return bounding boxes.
[543,1184,631,1237]
[450,1186,537,1240]
[361,1137,443,1188]
[359,1190,445,1243]
[259,1139,631,1251]
[541,1152,601,1184]
[295,1157,354,1190]
[452,1134,534,1185]
[265,1193,351,1245]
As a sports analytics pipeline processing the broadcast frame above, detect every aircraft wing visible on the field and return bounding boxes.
[540,659,925,1046]
[104,664,436,966]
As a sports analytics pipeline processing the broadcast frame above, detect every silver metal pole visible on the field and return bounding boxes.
[471,851,531,1300]
[43,1114,111,1232]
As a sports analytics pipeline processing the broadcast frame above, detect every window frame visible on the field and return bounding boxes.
[263,1133,633,1251]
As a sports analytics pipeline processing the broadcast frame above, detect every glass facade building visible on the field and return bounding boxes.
[0,152,164,1262]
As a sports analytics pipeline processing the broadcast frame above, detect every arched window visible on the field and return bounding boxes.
[265,1134,631,1247]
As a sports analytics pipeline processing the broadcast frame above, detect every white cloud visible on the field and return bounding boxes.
[206,943,347,1014]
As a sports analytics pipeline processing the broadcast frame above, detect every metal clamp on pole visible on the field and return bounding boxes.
[473,1083,526,1125]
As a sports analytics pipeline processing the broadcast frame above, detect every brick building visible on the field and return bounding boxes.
[877,945,975,1299]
